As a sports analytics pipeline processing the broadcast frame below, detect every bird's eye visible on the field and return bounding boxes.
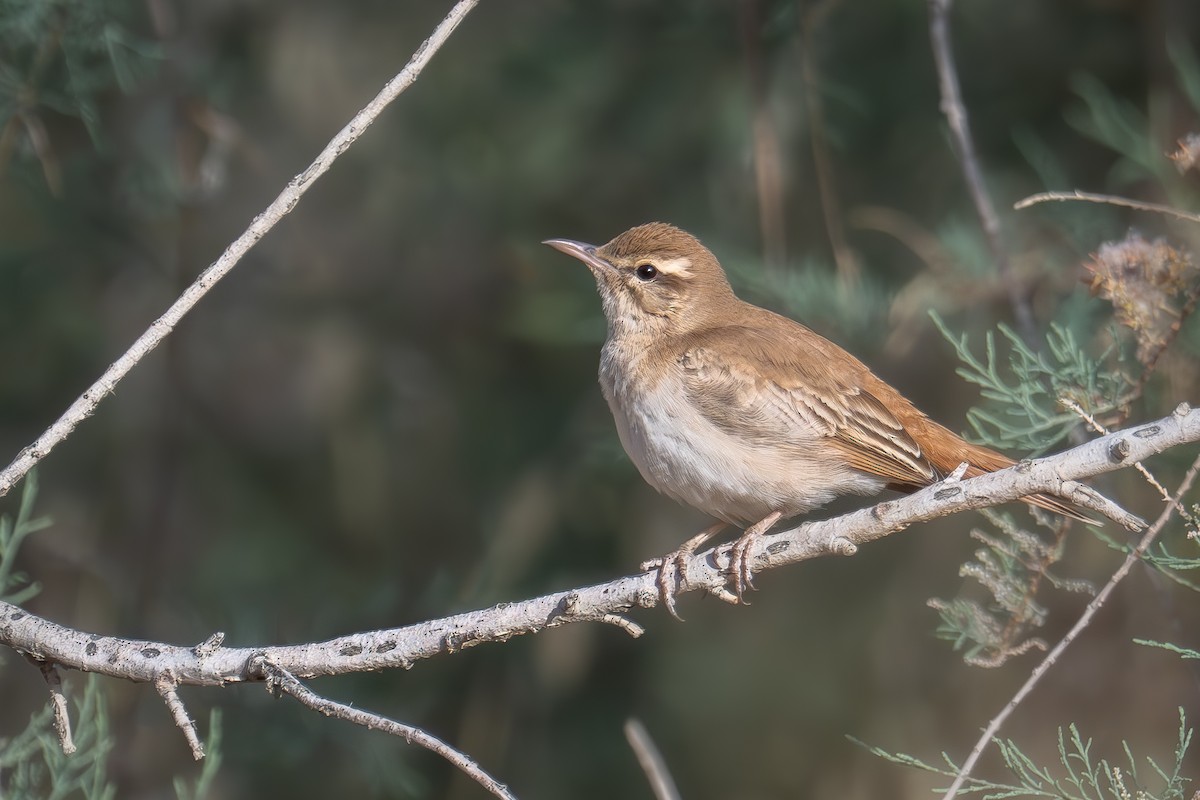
[634,263,658,281]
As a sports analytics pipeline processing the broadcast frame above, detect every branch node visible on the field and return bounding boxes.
[560,592,581,616]
[192,632,225,658]
[1109,438,1131,463]
[830,536,858,556]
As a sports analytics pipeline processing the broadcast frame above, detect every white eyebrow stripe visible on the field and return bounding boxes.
[655,257,693,277]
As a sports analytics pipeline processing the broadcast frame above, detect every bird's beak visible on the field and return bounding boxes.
[542,238,614,273]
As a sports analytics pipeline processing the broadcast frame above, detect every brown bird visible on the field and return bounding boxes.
[544,222,1088,617]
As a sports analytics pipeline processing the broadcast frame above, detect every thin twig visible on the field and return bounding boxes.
[39,661,75,755]
[1014,190,1200,224]
[624,718,681,800]
[554,589,646,636]
[155,671,205,760]
[0,0,482,500]
[254,657,517,800]
[940,453,1200,800]
[800,0,859,286]
[928,0,1036,343]
[739,0,787,268]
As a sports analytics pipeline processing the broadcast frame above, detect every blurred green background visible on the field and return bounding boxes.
[1,0,1199,797]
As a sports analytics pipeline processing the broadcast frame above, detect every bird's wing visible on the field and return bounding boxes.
[674,318,1095,523]
[676,323,941,487]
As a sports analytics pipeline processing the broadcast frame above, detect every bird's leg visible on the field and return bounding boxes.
[640,521,728,621]
[729,511,783,600]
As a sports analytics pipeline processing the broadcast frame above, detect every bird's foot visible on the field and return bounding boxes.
[640,522,727,621]
[729,511,783,601]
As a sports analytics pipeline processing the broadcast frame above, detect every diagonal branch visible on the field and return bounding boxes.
[939,451,1200,800]
[624,718,682,800]
[38,659,75,755]
[254,657,517,800]
[3,407,1195,690]
[155,671,205,761]
[928,0,1037,343]
[3,406,1197,794]
[0,0,482,501]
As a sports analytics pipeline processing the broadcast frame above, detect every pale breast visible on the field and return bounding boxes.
[598,344,886,526]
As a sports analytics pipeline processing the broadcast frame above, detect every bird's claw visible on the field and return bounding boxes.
[727,511,783,602]
[641,523,727,621]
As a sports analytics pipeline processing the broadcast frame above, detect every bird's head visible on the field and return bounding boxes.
[543,222,736,338]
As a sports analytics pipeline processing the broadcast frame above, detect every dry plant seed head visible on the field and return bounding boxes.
[1168,132,1200,174]
[1083,231,1199,365]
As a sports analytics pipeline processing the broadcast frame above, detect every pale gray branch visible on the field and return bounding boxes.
[0,406,1196,796]
[39,661,75,755]
[155,671,205,761]
[625,718,681,800]
[928,0,1035,342]
[939,450,1200,800]
[3,407,1196,690]
[255,657,517,800]
[0,0,482,501]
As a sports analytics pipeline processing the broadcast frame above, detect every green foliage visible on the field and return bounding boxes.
[928,509,1092,668]
[1134,639,1200,660]
[1089,528,1200,593]
[1065,39,1200,203]
[853,708,1194,799]
[0,0,160,151]
[0,471,48,605]
[930,312,1129,455]
[1168,38,1200,119]
[0,472,223,798]
[0,676,114,800]
[726,254,892,343]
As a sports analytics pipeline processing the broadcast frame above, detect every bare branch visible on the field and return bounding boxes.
[38,660,75,755]
[624,718,681,800]
[2,408,1196,691]
[939,451,1200,800]
[155,671,205,761]
[1014,190,1200,224]
[1,407,1196,791]
[739,0,787,269]
[928,0,1036,342]
[0,0,482,501]
[800,0,860,286]
[1064,398,1198,533]
[254,657,517,800]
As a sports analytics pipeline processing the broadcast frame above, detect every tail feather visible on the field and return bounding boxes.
[948,440,1098,525]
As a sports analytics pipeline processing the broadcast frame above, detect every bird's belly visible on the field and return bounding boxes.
[605,378,887,526]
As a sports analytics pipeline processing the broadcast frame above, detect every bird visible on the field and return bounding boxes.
[543,222,1090,618]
